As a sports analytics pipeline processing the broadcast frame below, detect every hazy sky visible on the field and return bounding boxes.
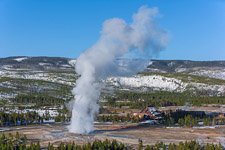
[0,0,225,60]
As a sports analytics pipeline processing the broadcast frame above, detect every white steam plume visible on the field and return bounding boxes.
[69,6,168,134]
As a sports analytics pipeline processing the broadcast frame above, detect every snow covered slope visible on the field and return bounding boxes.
[0,57,77,85]
[107,75,187,92]
[191,69,225,80]
[147,60,225,81]
[0,57,77,100]
[106,74,225,96]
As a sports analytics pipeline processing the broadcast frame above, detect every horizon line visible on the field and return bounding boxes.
[1,55,225,62]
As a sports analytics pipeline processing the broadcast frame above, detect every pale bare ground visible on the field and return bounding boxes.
[1,123,225,147]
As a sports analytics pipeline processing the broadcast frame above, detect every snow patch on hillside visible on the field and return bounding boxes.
[14,57,28,62]
[175,68,187,73]
[0,70,75,86]
[39,62,52,66]
[68,59,76,67]
[61,64,71,68]
[191,69,225,80]
[107,74,225,96]
[190,82,225,96]
[148,61,153,66]
[107,75,187,92]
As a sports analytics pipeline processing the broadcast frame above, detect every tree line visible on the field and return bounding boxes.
[0,133,223,150]
[0,111,68,126]
[0,111,41,126]
[98,110,225,127]
[143,141,223,150]
[164,110,225,127]
[12,94,65,107]
[104,91,225,109]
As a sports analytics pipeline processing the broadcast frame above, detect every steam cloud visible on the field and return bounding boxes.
[69,6,168,134]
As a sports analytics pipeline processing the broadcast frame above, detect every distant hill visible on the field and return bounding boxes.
[0,56,77,101]
[0,56,225,101]
[146,60,225,80]
[0,56,76,71]
[147,59,225,72]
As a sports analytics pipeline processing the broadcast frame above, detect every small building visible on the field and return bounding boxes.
[133,106,163,122]
[215,113,225,125]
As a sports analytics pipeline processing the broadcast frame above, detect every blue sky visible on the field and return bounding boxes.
[0,0,225,60]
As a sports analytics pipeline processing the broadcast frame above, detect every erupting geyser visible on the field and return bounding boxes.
[68,6,168,134]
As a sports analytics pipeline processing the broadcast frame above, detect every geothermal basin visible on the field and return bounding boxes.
[1,123,225,148]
